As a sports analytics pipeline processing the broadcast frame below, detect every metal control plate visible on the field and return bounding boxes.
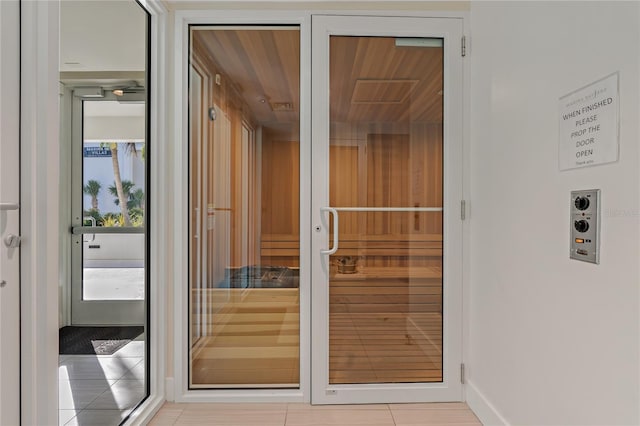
[570,189,600,264]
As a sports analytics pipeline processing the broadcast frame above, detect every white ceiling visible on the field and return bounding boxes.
[60,0,146,73]
[60,1,147,118]
[84,101,145,117]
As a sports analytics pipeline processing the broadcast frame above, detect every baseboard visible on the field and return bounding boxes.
[125,395,165,426]
[165,377,175,402]
[465,380,509,426]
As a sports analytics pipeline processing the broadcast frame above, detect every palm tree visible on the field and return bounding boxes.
[108,180,135,207]
[103,142,139,226]
[83,179,101,211]
[128,188,145,212]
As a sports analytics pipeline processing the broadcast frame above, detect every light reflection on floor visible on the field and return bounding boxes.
[58,338,145,426]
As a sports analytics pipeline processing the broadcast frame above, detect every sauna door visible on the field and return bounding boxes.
[310,15,464,404]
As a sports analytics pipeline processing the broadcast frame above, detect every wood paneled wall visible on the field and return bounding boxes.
[260,136,300,267]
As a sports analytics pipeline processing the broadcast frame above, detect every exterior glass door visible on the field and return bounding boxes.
[311,15,464,404]
[70,95,146,325]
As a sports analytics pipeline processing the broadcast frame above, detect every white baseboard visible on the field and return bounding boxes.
[125,395,165,426]
[165,377,175,402]
[466,380,509,426]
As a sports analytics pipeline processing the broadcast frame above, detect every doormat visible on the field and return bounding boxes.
[59,326,144,355]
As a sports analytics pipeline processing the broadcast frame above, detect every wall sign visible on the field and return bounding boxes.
[558,72,619,170]
[83,147,112,158]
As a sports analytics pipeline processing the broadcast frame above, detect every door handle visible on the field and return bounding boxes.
[0,202,19,211]
[4,234,21,248]
[320,207,339,255]
[82,216,96,242]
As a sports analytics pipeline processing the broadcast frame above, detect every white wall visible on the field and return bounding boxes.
[84,116,145,141]
[468,2,640,425]
[60,0,146,72]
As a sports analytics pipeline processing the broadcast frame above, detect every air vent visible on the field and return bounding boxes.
[270,102,294,112]
[351,79,419,104]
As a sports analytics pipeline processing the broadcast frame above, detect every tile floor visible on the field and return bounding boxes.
[58,340,146,426]
[148,402,482,426]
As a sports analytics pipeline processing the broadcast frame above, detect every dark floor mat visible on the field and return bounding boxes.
[59,326,144,355]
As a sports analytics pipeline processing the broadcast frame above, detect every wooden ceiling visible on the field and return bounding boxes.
[331,36,443,123]
[193,29,443,131]
[193,28,300,130]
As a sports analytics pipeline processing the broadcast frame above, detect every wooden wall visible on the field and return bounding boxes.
[260,133,300,267]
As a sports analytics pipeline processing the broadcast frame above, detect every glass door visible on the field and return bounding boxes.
[188,26,301,388]
[70,94,146,325]
[311,15,464,404]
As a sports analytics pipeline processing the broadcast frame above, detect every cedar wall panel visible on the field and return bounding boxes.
[328,122,444,319]
[260,134,300,267]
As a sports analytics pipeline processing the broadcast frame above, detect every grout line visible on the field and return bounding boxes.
[387,403,398,426]
[283,403,289,426]
[172,406,186,426]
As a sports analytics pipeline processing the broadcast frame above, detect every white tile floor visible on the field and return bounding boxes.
[58,340,146,426]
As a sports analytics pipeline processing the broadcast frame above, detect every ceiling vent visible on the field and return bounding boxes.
[351,79,418,104]
[270,101,294,112]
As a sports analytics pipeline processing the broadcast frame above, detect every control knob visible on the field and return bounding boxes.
[574,196,590,211]
[574,219,589,233]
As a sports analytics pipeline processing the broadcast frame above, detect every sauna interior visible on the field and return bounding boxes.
[189,27,443,388]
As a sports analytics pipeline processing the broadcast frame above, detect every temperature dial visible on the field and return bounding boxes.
[574,196,590,211]
[574,219,589,233]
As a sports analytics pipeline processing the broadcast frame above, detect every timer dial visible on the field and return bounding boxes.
[574,219,589,233]
[574,196,590,211]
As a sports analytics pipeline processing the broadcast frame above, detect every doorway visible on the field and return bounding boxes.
[310,15,463,404]
[184,14,463,404]
[58,1,150,424]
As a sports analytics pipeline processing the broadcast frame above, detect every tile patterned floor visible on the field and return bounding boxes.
[149,402,482,426]
[58,340,146,426]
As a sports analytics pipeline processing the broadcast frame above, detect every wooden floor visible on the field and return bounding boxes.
[330,312,442,384]
[191,284,442,386]
[149,402,482,426]
[191,288,300,386]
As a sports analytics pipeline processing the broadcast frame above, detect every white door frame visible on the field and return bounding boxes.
[171,8,468,405]
[172,9,312,402]
[19,0,169,424]
[310,14,464,404]
[69,92,146,326]
[0,1,22,424]
[20,1,62,423]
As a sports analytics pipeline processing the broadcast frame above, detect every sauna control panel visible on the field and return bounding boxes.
[570,189,600,264]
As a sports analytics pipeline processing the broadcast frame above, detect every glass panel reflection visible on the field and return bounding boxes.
[189,27,300,388]
[328,36,444,384]
[59,0,149,423]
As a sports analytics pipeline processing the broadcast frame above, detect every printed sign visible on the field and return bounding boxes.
[559,72,619,170]
[83,147,112,158]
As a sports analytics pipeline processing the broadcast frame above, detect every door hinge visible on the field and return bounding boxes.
[461,200,466,220]
[461,36,467,57]
[461,363,466,384]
